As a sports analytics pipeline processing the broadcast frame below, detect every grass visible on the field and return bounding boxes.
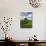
[20,19,32,28]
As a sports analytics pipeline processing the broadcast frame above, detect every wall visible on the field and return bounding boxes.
[0,0,46,40]
[44,15,46,40]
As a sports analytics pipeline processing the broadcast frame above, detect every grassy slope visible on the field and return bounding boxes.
[20,20,32,28]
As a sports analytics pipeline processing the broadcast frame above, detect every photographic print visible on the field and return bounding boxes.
[20,12,32,28]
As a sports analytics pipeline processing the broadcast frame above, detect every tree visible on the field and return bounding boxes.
[24,18,28,20]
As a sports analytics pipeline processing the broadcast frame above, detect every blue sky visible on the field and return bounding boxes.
[21,12,32,20]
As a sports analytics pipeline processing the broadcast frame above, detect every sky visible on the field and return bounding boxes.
[21,12,32,20]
